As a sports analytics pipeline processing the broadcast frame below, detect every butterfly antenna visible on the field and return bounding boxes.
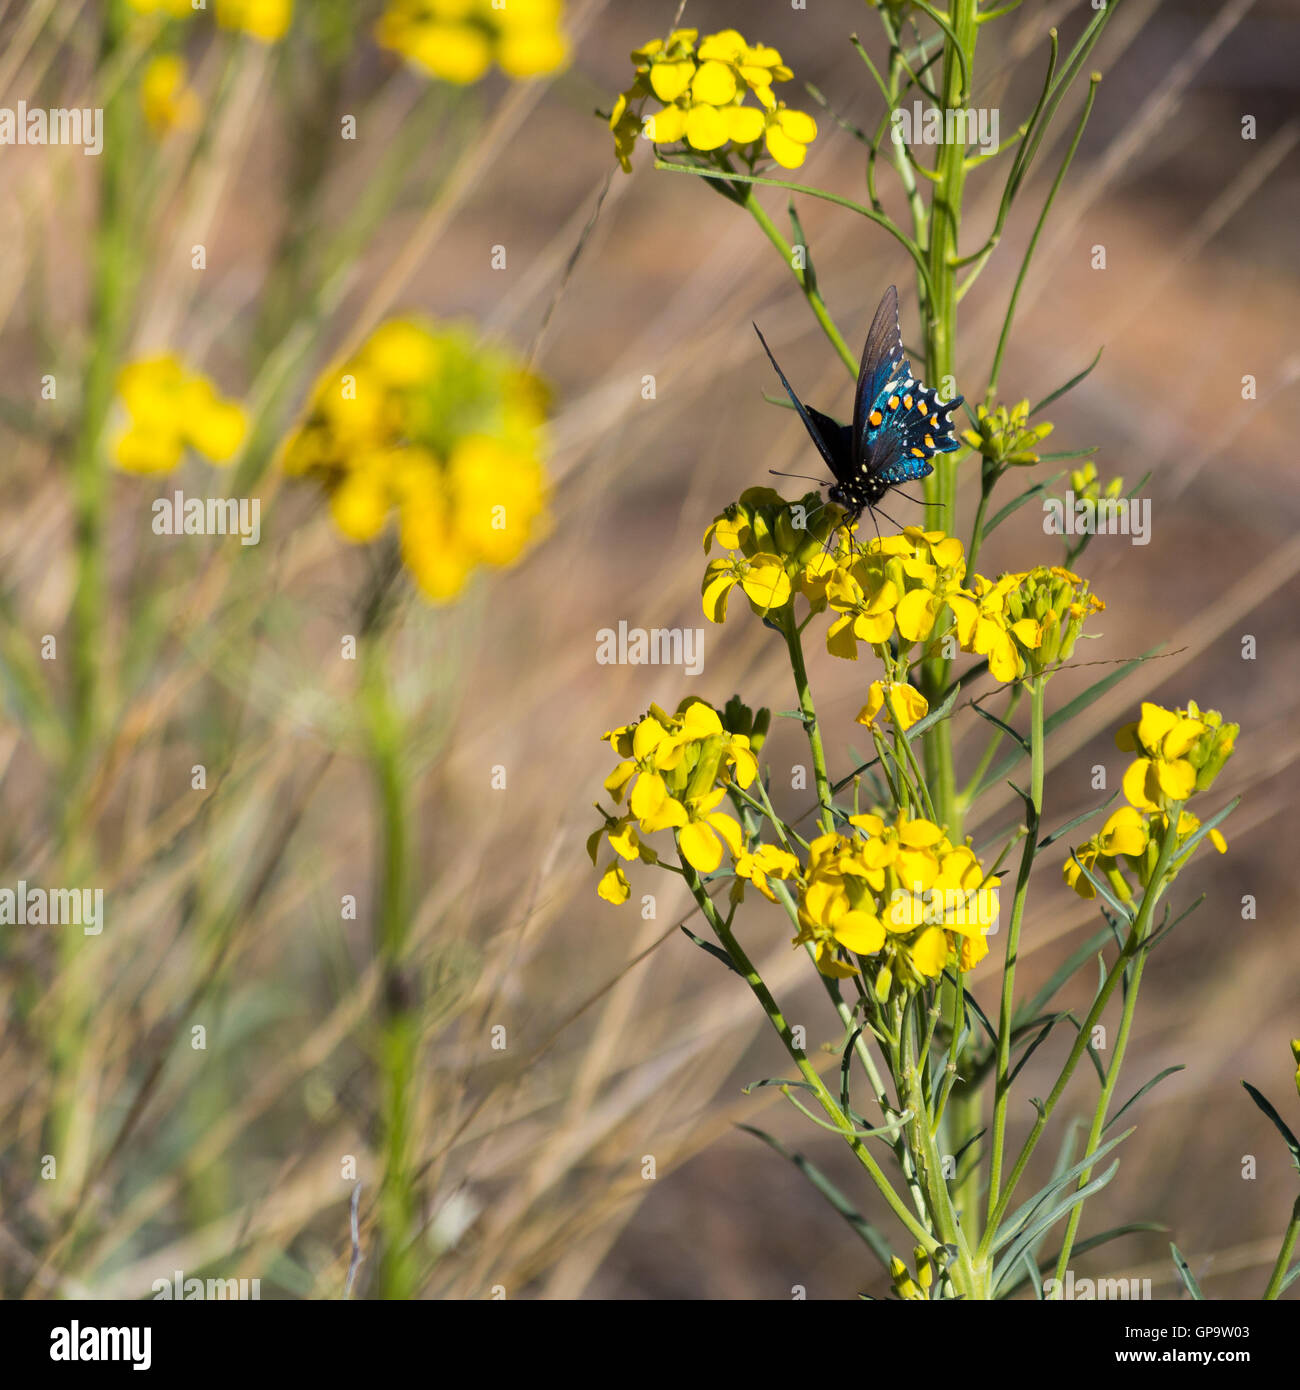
[893,491,946,510]
[768,469,831,484]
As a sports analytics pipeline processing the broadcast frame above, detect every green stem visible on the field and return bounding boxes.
[783,611,835,835]
[987,677,1044,1212]
[981,811,1182,1258]
[742,191,856,375]
[362,628,417,1300]
[1049,807,1180,1284]
[1263,1196,1300,1301]
[682,864,940,1256]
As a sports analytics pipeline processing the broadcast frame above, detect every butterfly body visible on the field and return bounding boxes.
[755,286,963,526]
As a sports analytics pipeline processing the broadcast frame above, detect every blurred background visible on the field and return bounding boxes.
[0,0,1297,1299]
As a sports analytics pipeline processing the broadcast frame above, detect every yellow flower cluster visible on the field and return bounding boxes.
[377,0,568,84]
[113,355,247,474]
[825,528,965,662]
[609,27,817,172]
[795,811,999,990]
[702,496,1105,692]
[1117,700,1237,812]
[140,55,200,136]
[591,698,768,901]
[280,317,550,603]
[702,487,847,622]
[1064,701,1237,900]
[962,398,1053,470]
[1069,459,1125,506]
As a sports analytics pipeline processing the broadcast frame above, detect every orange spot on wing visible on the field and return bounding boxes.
[869,410,883,427]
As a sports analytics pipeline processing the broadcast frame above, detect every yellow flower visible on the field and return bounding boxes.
[140,55,200,135]
[1001,566,1103,678]
[281,317,550,604]
[378,0,568,85]
[676,787,744,873]
[593,698,764,899]
[702,488,845,623]
[793,813,996,988]
[608,26,813,172]
[113,355,247,473]
[856,681,928,732]
[949,574,1031,683]
[962,398,1053,469]
[1117,700,1237,812]
[216,0,293,43]
[734,842,799,902]
[761,103,817,168]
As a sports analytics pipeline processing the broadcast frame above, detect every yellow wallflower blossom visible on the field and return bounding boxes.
[281,317,550,603]
[1117,700,1237,812]
[608,27,815,172]
[794,813,998,987]
[593,698,765,898]
[377,0,568,85]
[702,488,846,623]
[216,0,293,42]
[856,680,928,732]
[113,355,247,473]
[140,54,200,135]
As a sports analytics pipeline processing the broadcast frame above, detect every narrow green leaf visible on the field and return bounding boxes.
[972,700,1029,754]
[1030,349,1103,417]
[1038,792,1118,849]
[738,1124,893,1270]
[993,1127,1133,1254]
[981,471,1066,538]
[1241,1081,1300,1171]
[1104,1065,1185,1134]
[679,924,738,973]
[1170,1243,1205,1300]
[1016,929,1112,1025]
[994,1159,1122,1293]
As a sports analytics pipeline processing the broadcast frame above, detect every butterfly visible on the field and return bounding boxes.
[754,285,963,531]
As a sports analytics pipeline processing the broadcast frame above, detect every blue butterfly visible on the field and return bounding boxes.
[754,285,963,528]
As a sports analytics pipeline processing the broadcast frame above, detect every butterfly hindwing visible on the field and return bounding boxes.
[752,323,851,477]
[864,375,962,487]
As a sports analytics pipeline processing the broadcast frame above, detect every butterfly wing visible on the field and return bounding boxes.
[863,378,964,488]
[852,285,906,463]
[754,323,853,479]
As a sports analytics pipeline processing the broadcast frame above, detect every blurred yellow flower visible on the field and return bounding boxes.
[216,0,293,43]
[377,0,568,84]
[282,318,550,602]
[140,55,200,135]
[113,355,247,473]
